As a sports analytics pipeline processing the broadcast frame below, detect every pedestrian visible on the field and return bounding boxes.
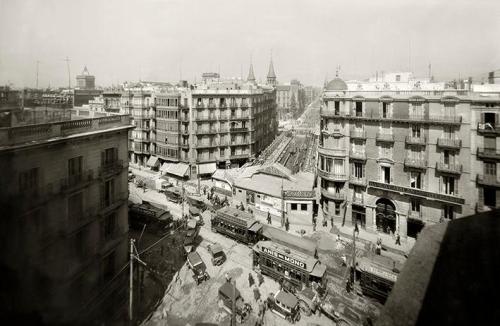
[313,221,316,232]
[267,212,271,225]
[330,217,334,228]
[225,272,231,283]
[285,218,290,232]
[253,287,261,302]
[395,233,401,246]
[257,273,264,286]
[248,273,255,287]
[354,222,360,237]
[376,239,382,255]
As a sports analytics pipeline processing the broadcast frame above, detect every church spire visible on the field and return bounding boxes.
[266,53,277,86]
[247,63,256,82]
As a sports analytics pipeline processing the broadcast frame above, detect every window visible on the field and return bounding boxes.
[354,162,364,178]
[334,159,344,175]
[442,176,456,195]
[395,75,401,82]
[355,102,363,117]
[484,112,496,125]
[104,212,116,240]
[102,252,115,283]
[411,125,421,138]
[334,202,341,216]
[19,167,39,191]
[382,102,388,118]
[443,205,454,220]
[68,156,83,177]
[410,171,422,189]
[291,203,298,211]
[301,204,307,211]
[484,187,496,207]
[103,147,117,165]
[68,192,83,219]
[334,101,340,115]
[246,191,255,204]
[103,179,115,207]
[382,166,391,184]
[485,162,497,176]
[410,103,423,118]
[410,199,421,213]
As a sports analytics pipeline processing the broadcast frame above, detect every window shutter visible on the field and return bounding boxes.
[100,183,105,207]
[362,164,366,178]
[454,178,459,195]
[478,188,484,206]
[480,113,485,124]
[438,177,442,194]
[496,113,499,126]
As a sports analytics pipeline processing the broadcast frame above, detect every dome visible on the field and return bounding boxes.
[325,77,348,91]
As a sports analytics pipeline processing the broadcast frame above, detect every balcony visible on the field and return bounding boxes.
[407,210,423,220]
[376,132,394,143]
[219,127,229,133]
[219,102,227,109]
[321,188,346,201]
[230,141,250,146]
[350,130,366,140]
[368,181,465,205]
[230,114,250,120]
[477,174,500,187]
[219,114,228,120]
[196,142,219,148]
[179,143,189,148]
[477,148,500,160]
[317,145,346,157]
[180,115,189,123]
[60,170,94,192]
[317,168,347,182]
[349,150,366,161]
[240,102,249,108]
[230,153,250,159]
[208,102,216,109]
[437,138,462,149]
[100,191,128,212]
[405,135,426,146]
[181,129,189,135]
[404,158,427,169]
[195,115,217,121]
[429,115,462,124]
[230,127,249,133]
[352,193,364,205]
[436,162,462,174]
[196,128,218,135]
[99,160,124,177]
[349,176,367,187]
[477,122,500,135]
[195,102,205,109]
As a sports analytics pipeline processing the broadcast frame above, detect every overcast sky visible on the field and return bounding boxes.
[0,0,499,88]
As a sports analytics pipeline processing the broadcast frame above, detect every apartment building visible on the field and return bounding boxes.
[0,113,133,323]
[319,74,500,241]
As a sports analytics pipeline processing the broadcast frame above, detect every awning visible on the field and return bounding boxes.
[166,162,189,177]
[146,156,160,167]
[310,262,327,278]
[160,162,173,173]
[248,222,263,233]
[198,162,217,175]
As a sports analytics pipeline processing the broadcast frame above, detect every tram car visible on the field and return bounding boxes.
[211,206,262,245]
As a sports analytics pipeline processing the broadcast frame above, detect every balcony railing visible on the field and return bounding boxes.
[196,128,218,134]
[405,135,426,145]
[349,150,366,161]
[317,145,347,157]
[319,110,462,125]
[368,180,465,205]
[100,191,128,211]
[219,114,228,120]
[321,188,346,201]
[195,115,217,121]
[229,127,249,132]
[407,209,422,220]
[195,102,205,109]
[436,162,462,174]
[349,130,366,139]
[352,193,364,205]
[99,160,124,177]
[230,153,250,159]
[230,114,250,120]
[477,122,500,134]
[477,148,500,160]
[477,174,500,187]
[60,170,94,191]
[437,138,462,149]
[349,176,367,187]
[230,141,250,146]
[208,102,216,109]
[376,132,394,142]
[317,168,347,181]
[404,158,427,169]
[196,142,219,148]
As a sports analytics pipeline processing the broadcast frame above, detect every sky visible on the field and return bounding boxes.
[0,0,499,88]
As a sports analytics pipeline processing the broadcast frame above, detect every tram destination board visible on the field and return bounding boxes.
[261,246,307,270]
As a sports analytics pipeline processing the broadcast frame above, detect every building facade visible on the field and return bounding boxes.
[0,114,133,323]
[319,75,500,241]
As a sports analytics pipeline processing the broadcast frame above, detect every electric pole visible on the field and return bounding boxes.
[64,56,71,89]
[36,60,40,89]
[129,238,135,322]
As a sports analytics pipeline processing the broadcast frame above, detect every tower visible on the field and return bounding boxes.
[247,63,256,83]
[267,56,277,86]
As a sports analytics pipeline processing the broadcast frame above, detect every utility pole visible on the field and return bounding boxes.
[352,223,357,285]
[36,60,40,89]
[231,279,236,326]
[64,57,71,89]
[129,238,135,322]
[280,178,285,227]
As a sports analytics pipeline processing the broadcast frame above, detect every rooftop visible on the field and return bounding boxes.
[376,209,500,326]
[0,114,132,150]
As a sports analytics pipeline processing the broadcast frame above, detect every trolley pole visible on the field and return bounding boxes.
[129,238,135,322]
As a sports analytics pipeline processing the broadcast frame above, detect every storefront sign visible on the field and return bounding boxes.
[262,246,306,270]
[366,265,397,283]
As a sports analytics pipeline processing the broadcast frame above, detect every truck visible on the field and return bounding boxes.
[266,290,301,323]
[128,201,173,234]
[218,282,253,323]
[187,251,210,285]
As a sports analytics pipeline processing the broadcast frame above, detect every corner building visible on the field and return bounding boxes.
[319,77,493,240]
